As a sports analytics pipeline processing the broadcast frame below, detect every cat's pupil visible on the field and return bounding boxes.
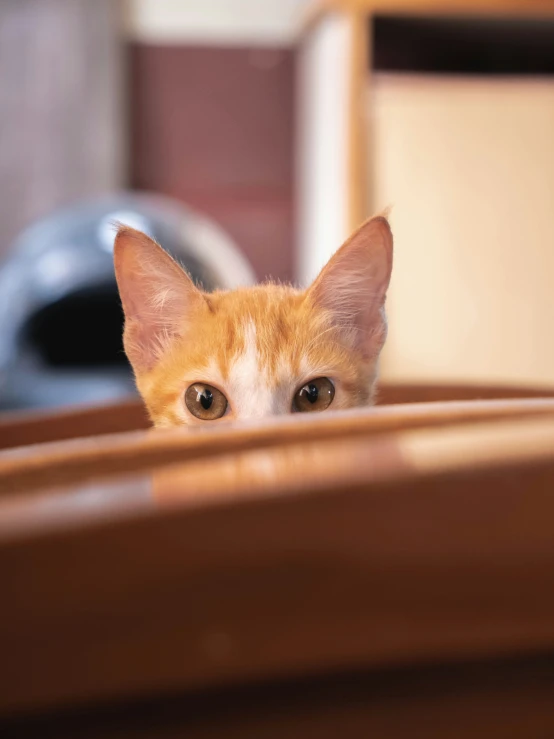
[200,389,213,410]
[305,383,318,403]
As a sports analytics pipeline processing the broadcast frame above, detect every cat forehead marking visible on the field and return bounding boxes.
[226,321,288,418]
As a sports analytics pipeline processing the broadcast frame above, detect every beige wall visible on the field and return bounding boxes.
[373,74,554,388]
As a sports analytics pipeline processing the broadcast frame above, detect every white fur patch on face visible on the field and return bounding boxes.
[227,321,280,419]
[225,322,345,420]
[176,321,341,424]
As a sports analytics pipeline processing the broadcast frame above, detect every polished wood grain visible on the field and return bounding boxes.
[152,408,554,502]
[1,398,554,499]
[3,413,554,726]
[376,381,554,405]
[347,10,370,229]
[0,398,150,451]
[0,381,551,452]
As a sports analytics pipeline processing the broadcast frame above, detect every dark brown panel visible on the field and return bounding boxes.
[129,44,296,282]
[373,15,554,74]
[4,657,554,738]
[5,415,554,719]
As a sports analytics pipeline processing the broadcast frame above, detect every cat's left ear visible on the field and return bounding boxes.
[114,225,207,372]
[307,214,393,358]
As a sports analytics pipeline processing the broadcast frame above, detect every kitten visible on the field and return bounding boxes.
[114,214,393,427]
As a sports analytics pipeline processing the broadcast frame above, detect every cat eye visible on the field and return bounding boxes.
[185,383,228,420]
[293,377,335,413]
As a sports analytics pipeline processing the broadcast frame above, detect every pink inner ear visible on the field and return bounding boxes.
[309,215,393,358]
[113,226,205,372]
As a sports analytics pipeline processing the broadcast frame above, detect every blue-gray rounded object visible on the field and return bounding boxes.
[0,193,255,411]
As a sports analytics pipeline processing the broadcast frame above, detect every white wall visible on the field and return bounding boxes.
[296,14,352,285]
[126,0,308,45]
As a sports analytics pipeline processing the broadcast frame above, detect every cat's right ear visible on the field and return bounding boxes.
[114,225,206,372]
[306,214,393,359]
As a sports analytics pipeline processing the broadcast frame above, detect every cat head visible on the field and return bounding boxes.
[114,214,393,427]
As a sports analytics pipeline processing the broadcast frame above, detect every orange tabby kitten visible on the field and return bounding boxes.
[114,214,393,427]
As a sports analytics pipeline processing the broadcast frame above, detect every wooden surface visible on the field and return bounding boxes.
[3,408,554,735]
[0,381,551,451]
[3,392,554,734]
[0,398,150,451]
[347,10,370,229]
[304,0,554,31]
[5,657,554,738]
[301,0,554,393]
[1,398,554,500]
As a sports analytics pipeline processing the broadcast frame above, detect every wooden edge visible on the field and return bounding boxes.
[1,398,554,499]
[300,0,554,37]
[347,9,370,229]
[301,0,554,224]
[152,412,554,503]
[4,414,554,714]
[2,407,554,542]
[0,383,552,452]
[376,382,554,404]
[0,398,150,451]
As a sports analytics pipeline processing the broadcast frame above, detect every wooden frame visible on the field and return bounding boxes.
[0,382,552,452]
[0,396,553,499]
[297,0,554,280]
[305,0,554,23]
[4,410,554,735]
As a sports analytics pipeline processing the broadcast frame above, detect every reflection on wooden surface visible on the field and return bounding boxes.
[152,411,554,506]
[0,476,152,540]
[0,381,551,451]
[3,401,554,735]
[1,398,554,500]
[153,433,407,505]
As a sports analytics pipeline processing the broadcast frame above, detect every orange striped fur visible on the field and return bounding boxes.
[114,215,393,427]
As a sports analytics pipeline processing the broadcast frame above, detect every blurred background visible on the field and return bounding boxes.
[1,0,554,413]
